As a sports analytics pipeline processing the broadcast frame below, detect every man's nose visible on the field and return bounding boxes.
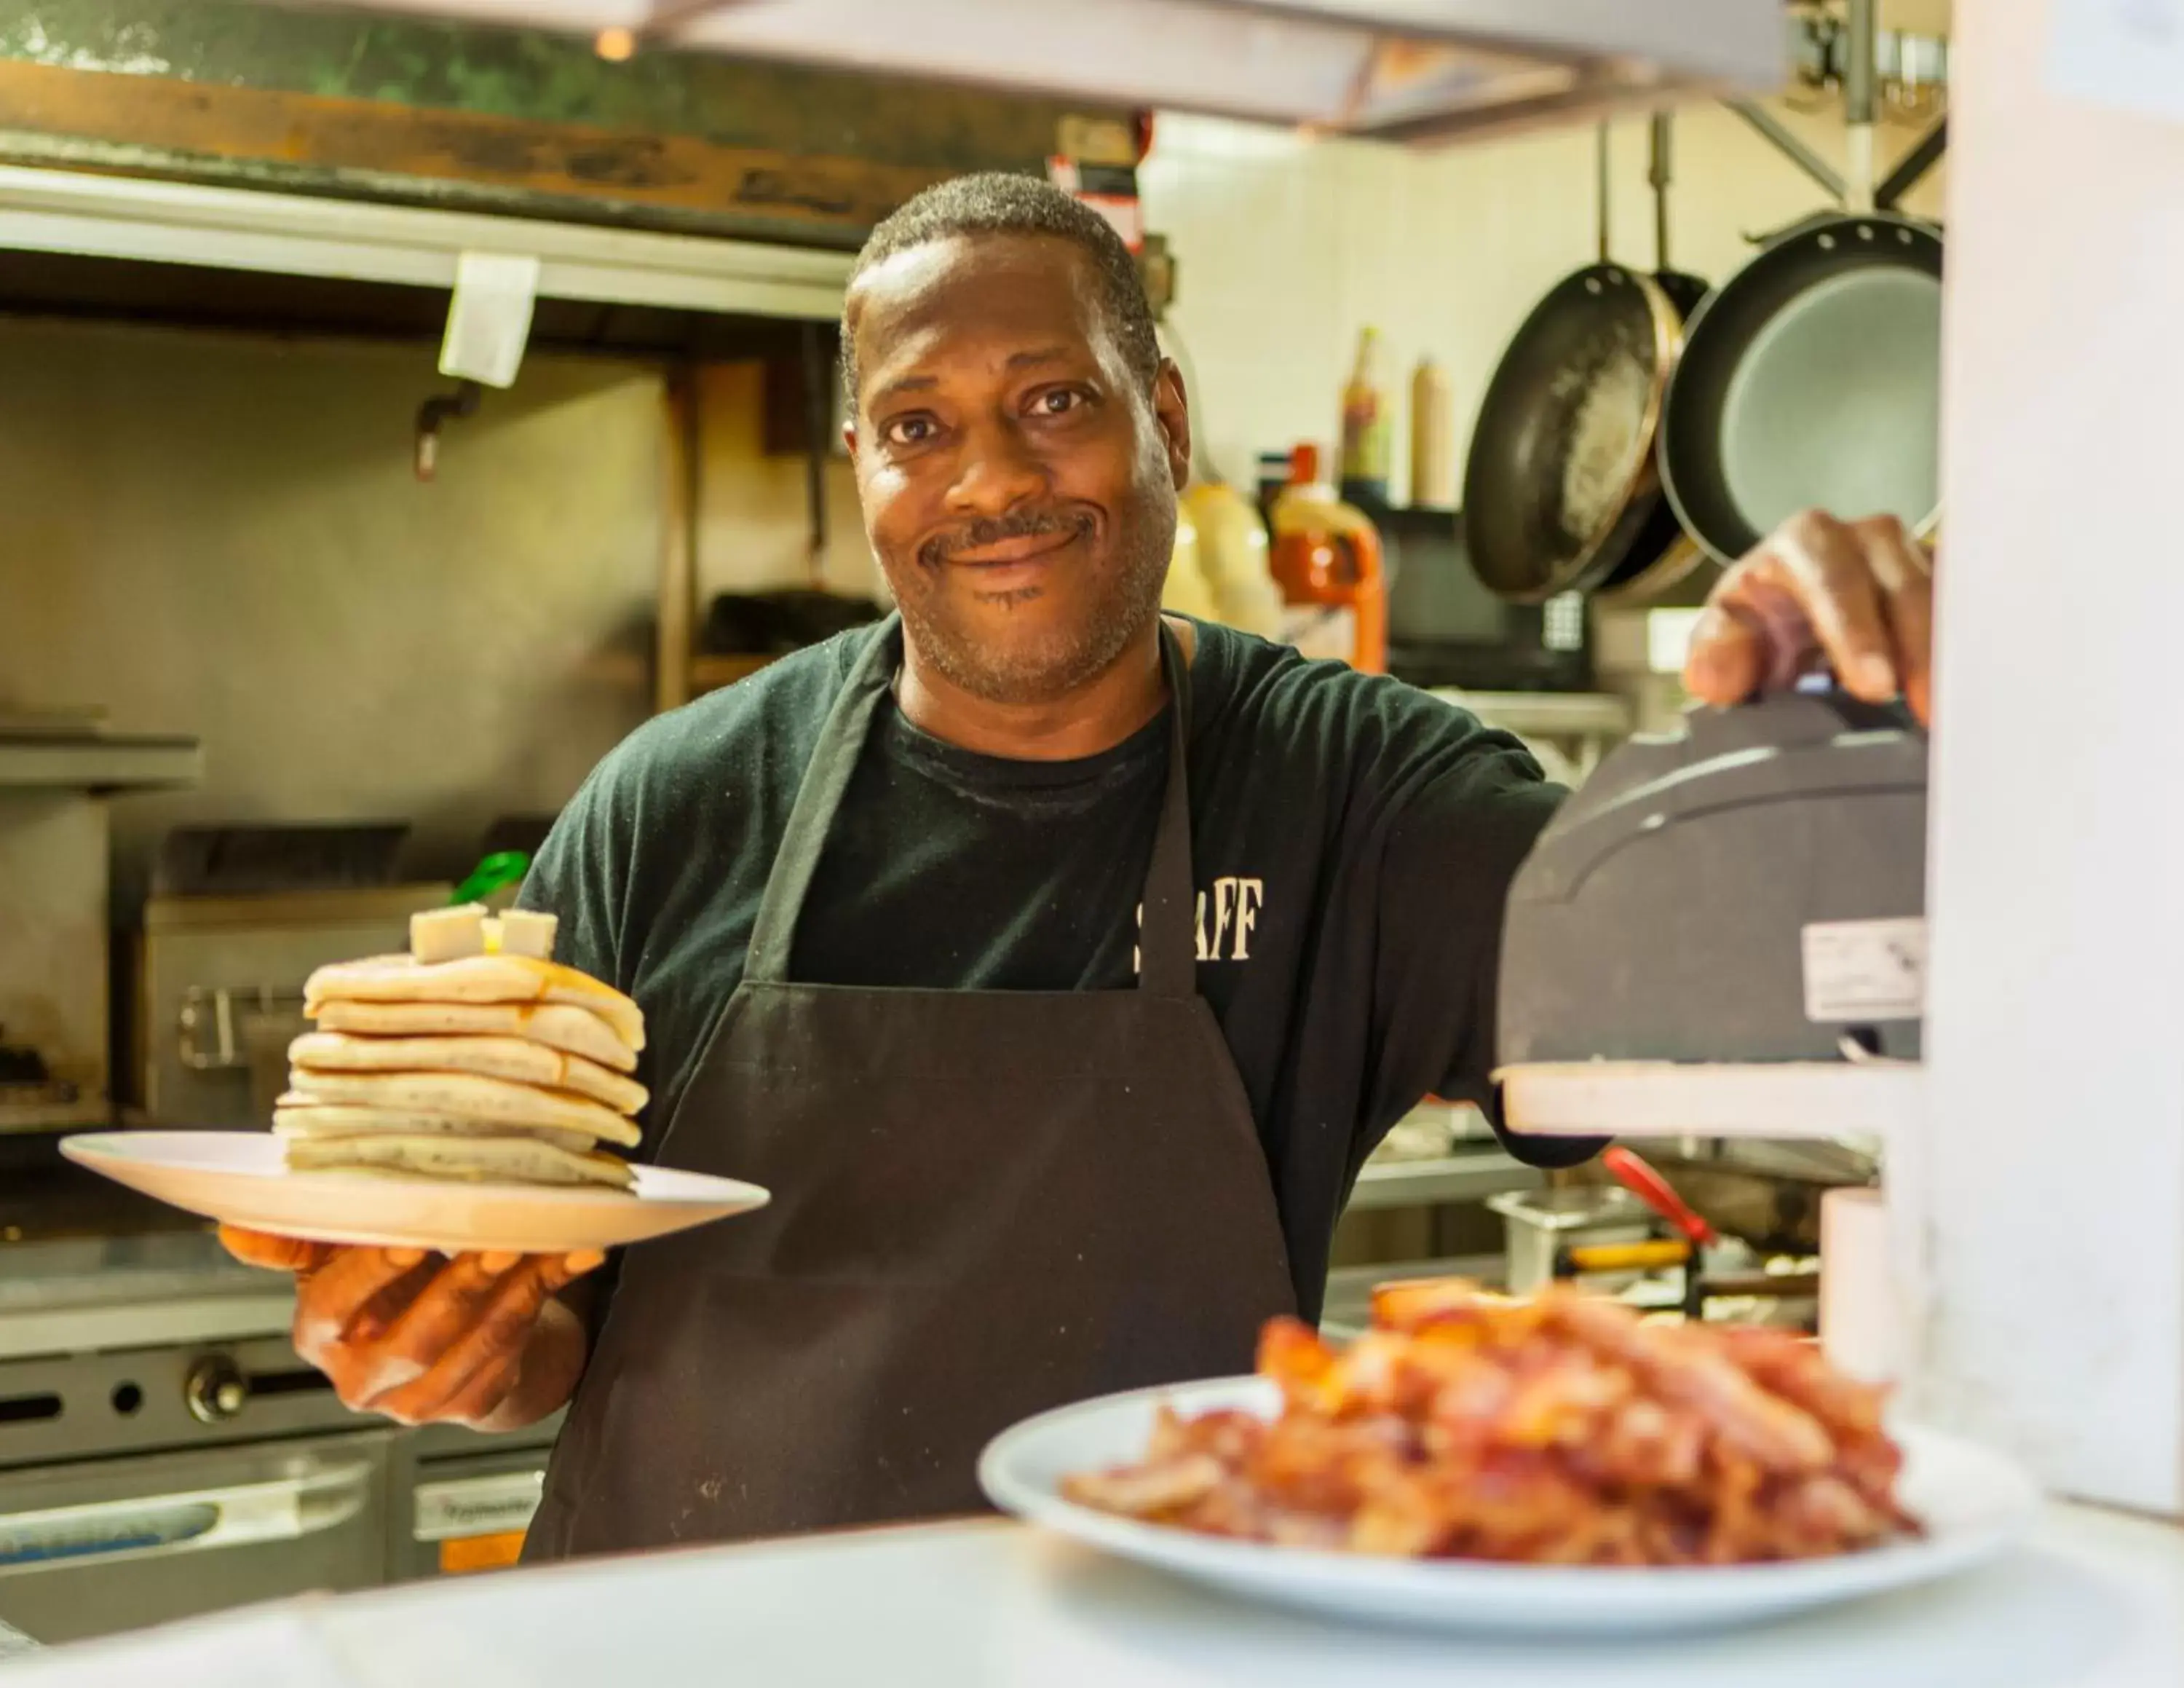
[946,414,1050,517]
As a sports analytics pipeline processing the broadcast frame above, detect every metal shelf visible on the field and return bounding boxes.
[0,735,203,792]
[1345,1149,1543,1212]
[1427,690,1634,740]
[0,164,852,320]
[0,1098,114,1137]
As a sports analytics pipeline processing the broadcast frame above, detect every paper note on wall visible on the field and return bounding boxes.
[2049,0,2184,124]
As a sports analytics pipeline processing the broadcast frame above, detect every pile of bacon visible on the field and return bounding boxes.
[1064,1280,1919,1565]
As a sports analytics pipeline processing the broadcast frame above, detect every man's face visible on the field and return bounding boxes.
[845,233,1191,705]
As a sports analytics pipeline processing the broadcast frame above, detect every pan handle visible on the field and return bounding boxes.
[1594,122,1612,264]
[1648,114,1672,273]
[1602,1148,1718,1248]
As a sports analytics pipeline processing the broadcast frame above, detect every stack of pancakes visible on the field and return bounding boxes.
[277,908,647,1191]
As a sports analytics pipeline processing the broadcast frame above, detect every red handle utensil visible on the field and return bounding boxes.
[1602,1147,1719,1248]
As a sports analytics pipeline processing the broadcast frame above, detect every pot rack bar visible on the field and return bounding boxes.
[1725,100,1848,202]
[1875,115,1949,211]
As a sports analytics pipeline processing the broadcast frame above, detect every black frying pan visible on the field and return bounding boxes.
[1592,267,1714,605]
[1463,127,1688,605]
[1658,213,1944,566]
[1596,115,1717,606]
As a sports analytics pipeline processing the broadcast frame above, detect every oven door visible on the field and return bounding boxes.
[0,1429,392,1644]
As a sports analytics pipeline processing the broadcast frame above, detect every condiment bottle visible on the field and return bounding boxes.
[1338,327,1390,502]
[1409,355,1455,510]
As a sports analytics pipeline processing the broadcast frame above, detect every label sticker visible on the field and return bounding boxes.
[1802,918,1927,1023]
[413,1470,544,1542]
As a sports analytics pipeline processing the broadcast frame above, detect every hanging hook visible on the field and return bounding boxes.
[414,379,482,482]
[1649,112,1673,272]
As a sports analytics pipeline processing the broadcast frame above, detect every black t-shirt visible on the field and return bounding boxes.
[518,618,1595,1320]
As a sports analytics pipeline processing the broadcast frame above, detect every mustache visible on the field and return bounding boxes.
[919,508,1093,569]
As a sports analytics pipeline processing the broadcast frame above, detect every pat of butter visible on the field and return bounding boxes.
[411,904,488,963]
[496,909,559,961]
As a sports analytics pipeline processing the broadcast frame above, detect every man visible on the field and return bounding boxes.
[225,175,1933,1561]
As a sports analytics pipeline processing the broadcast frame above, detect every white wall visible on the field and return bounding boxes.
[1140,98,1946,502]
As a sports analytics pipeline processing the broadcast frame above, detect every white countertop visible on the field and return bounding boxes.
[7,1507,2183,1686]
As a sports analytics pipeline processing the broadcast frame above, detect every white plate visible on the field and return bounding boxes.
[978,1375,2041,1638]
[61,1130,769,1255]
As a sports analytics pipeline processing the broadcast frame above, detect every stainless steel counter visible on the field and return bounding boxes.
[1346,1149,1542,1212]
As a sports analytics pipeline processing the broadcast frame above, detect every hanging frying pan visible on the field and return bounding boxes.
[1463,125,1688,604]
[1658,1,1946,567]
[1657,213,1942,565]
[1594,116,1718,607]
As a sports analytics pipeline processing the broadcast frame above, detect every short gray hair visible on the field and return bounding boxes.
[842,172,1160,405]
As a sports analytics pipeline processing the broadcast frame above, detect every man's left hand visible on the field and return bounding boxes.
[1682,510,1934,727]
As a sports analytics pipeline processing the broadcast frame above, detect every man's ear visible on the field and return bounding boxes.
[842,418,859,457]
[1153,358,1192,492]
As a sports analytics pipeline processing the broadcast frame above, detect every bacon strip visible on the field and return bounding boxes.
[1066,1279,1920,1566]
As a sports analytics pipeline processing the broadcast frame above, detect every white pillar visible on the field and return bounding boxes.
[1911,0,2184,1512]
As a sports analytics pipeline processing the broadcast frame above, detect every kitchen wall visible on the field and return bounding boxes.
[1140,99,1947,502]
[0,317,666,903]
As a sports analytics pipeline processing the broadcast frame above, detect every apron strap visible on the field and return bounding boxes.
[743,615,1200,998]
[742,619,901,985]
[1136,623,1198,999]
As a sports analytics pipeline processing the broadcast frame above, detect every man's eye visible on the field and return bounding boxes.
[885,415,937,447]
[1034,388,1089,416]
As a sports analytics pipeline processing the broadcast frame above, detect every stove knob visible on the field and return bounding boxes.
[184,1356,249,1424]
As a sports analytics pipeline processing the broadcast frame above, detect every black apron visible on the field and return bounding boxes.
[524,616,1297,1561]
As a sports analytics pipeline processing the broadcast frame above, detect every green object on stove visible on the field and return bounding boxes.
[451,851,531,906]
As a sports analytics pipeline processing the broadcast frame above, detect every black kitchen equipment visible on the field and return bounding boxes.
[478,814,558,862]
[149,824,409,899]
[1497,687,1926,1074]
[0,1036,52,1089]
[701,588,883,658]
[1463,123,1688,604]
[0,1033,71,1112]
[1374,503,1594,693]
[1657,0,1946,567]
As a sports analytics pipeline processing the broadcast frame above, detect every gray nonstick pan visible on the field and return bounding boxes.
[1657,210,1944,565]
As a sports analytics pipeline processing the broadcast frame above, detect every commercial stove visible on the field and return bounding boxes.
[0,1148,561,1646]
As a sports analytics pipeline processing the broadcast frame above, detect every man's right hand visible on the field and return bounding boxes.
[219,1227,603,1429]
